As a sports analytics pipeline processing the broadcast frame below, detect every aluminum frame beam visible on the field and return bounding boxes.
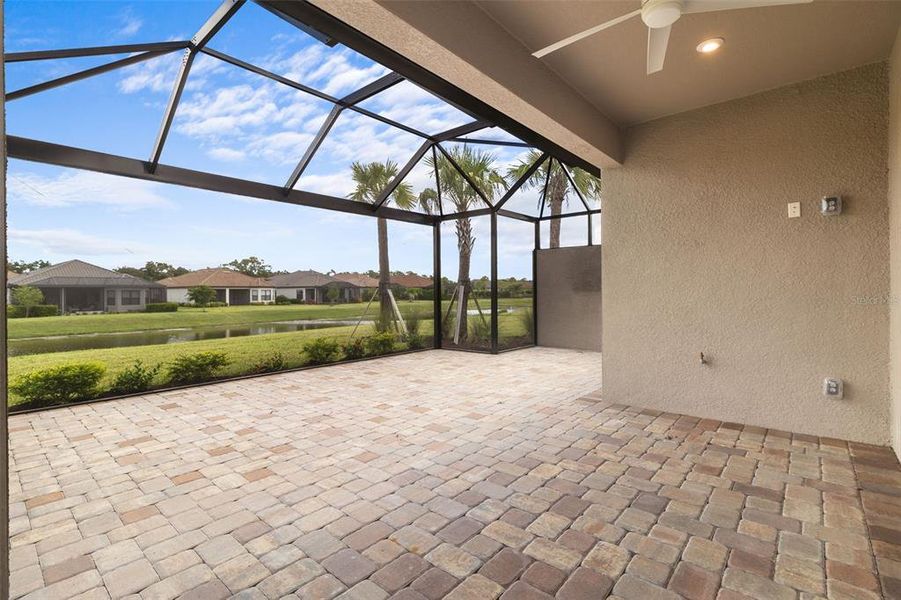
[433,120,490,142]
[436,143,493,209]
[374,140,433,209]
[339,72,403,107]
[9,136,435,226]
[148,0,245,173]
[5,40,189,62]
[7,49,178,101]
[494,153,547,211]
[284,104,343,190]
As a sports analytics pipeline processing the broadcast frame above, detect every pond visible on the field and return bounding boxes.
[8,320,366,356]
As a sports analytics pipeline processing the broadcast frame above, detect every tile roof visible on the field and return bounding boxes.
[9,260,164,288]
[333,272,380,288]
[159,268,270,288]
[390,274,433,288]
[268,270,346,288]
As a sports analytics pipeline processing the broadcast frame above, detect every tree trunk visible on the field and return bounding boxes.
[548,170,567,249]
[456,216,473,341]
[377,217,393,330]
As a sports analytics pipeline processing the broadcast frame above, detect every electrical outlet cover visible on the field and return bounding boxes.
[788,202,801,218]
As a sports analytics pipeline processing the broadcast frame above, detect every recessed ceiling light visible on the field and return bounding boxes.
[696,37,724,54]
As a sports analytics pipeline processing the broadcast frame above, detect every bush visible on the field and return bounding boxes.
[10,363,106,407]
[365,332,397,356]
[275,295,292,305]
[469,316,491,344]
[342,337,366,360]
[404,332,426,350]
[111,360,161,394]
[254,352,286,373]
[166,351,229,385]
[145,302,178,313]
[406,310,422,336]
[8,304,58,318]
[519,308,535,340]
[303,337,340,365]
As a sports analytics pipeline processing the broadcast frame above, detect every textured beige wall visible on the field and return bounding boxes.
[603,63,891,444]
[890,28,901,456]
[536,246,602,352]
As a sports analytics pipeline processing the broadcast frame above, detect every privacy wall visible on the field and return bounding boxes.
[603,63,890,444]
[536,246,602,352]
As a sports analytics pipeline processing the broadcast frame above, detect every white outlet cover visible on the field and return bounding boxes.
[788,202,801,218]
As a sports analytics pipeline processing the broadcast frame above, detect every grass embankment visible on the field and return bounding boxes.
[7,312,530,407]
[8,299,532,339]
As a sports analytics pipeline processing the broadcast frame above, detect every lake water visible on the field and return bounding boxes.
[9,320,365,356]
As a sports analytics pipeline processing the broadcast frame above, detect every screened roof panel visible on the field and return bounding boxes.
[383,153,441,215]
[5,1,217,51]
[455,127,527,145]
[209,1,390,100]
[161,56,337,185]
[6,52,183,160]
[295,109,425,201]
[355,80,476,136]
[6,53,135,91]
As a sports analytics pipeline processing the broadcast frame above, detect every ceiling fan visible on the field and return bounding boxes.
[531,0,813,75]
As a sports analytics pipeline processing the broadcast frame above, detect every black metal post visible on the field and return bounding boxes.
[433,222,442,349]
[533,220,540,346]
[587,214,593,246]
[490,212,499,354]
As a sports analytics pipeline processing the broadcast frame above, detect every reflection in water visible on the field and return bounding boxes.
[9,320,366,356]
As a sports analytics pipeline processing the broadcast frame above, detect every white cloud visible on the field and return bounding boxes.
[115,12,143,38]
[10,228,152,256]
[9,170,173,211]
[207,147,246,162]
[266,45,388,97]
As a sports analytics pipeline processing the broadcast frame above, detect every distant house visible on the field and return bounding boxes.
[159,268,275,305]
[390,274,433,290]
[267,270,358,303]
[7,259,166,313]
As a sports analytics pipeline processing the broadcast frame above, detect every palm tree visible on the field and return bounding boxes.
[349,160,415,329]
[507,151,602,248]
[424,145,507,341]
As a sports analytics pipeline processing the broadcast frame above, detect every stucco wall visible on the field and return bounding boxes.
[536,246,602,352]
[890,28,901,456]
[603,63,891,444]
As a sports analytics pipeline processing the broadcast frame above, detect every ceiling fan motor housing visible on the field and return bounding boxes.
[641,0,684,28]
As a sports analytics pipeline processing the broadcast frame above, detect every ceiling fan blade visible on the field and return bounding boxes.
[532,9,641,58]
[647,25,671,74]
[683,0,813,14]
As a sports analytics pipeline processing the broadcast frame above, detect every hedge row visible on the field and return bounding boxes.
[145,302,178,313]
[8,305,59,318]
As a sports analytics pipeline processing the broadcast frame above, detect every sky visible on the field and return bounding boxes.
[5,0,595,278]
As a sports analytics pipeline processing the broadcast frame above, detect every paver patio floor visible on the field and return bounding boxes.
[8,347,901,599]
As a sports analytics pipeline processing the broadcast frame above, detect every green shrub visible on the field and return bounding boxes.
[254,352,286,373]
[111,360,161,394]
[406,310,422,335]
[365,332,397,356]
[469,316,491,344]
[275,295,292,305]
[10,363,106,407]
[303,337,341,365]
[518,308,535,340]
[342,337,366,360]
[144,302,178,313]
[166,351,229,385]
[8,304,58,318]
[404,332,426,350]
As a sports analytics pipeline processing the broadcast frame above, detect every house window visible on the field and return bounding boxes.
[121,290,141,306]
[296,289,304,300]
[261,289,272,302]
[106,290,116,306]
[251,289,259,302]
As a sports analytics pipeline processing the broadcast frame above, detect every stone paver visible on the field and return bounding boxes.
[8,348,901,599]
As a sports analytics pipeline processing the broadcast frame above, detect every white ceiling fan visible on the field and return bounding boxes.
[532,0,814,75]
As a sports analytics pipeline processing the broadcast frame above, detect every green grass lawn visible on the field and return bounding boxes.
[7,310,531,407]
[7,298,533,339]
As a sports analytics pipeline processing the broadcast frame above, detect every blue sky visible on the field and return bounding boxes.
[5,1,590,278]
